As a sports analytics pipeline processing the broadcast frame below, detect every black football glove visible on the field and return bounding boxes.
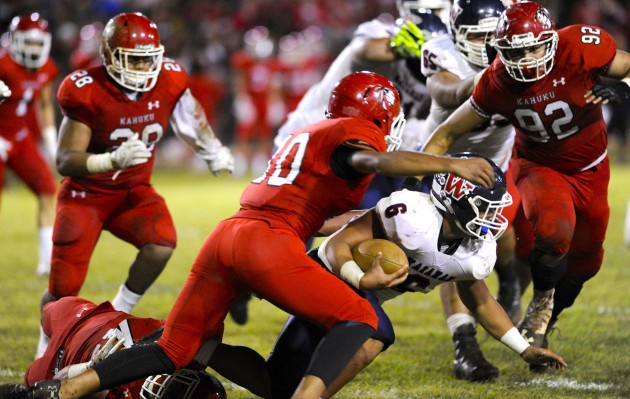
[589,80,630,104]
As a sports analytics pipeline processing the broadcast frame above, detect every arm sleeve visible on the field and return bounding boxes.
[169,88,225,158]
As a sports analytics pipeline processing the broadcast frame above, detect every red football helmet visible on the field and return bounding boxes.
[100,12,164,92]
[326,71,406,152]
[8,13,51,69]
[141,370,226,399]
[492,2,558,82]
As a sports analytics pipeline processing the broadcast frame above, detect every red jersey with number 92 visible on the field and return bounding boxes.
[57,60,188,189]
[472,25,616,173]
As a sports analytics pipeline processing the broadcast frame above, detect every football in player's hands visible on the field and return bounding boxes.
[351,239,407,274]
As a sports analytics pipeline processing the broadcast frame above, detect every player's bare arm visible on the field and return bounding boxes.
[456,279,567,370]
[349,148,494,188]
[421,100,487,155]
[56,117,94,176]
[351,36,398,63]
[427,70,476,109]
[322,209,409,291]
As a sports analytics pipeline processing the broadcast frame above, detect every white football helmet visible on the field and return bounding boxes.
[450,0,505,68]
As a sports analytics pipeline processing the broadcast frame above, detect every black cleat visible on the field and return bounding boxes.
[452,324,499,382]
[229,294,252,325]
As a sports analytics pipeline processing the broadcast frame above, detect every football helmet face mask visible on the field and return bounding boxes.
[326,71,406,152]
[450,0,505,68]
[430,153,512,241]
[9,13,51,69]
[397,0,452,25]
[492,2,558,82]
[101,12,164,92]
[141,370,226,399]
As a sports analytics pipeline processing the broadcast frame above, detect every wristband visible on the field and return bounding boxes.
[339,260,365,289]
[86,153,114,174]
[622,77,630,88]
[67,362,91,378]
[499,327,530,354]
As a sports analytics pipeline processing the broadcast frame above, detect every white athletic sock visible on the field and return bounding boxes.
[111,284,142,313]
[35,325,50,359]
[446,313,477,336]
[36,226,53,276]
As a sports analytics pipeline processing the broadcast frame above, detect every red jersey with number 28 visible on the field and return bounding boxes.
[56,59,188,189]
[238,117,386,242]
[472,25,616,173]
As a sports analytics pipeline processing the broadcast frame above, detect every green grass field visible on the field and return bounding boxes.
[1,165,629,399]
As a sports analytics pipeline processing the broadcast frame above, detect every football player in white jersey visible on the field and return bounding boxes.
[415,0,521,381]
[265,154,566,398]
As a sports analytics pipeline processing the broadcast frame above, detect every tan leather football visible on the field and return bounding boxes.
[351,239,407,274]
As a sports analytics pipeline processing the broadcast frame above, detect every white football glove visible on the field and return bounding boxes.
[199,138,234,175]
[207,145,235,175]
[111,133,151,170]
[0,136,12,162]
[64,335,125,379]
[0,80,11,104]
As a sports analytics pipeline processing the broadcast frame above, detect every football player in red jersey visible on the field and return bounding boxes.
[0,296,226,399]
[0,13,59,277]
[421,1,630,373]
[18,71,495,399]
[36,12,234,358]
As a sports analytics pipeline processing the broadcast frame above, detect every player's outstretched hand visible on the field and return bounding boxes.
[520,345,567,370]
[449,157,495,189]
[360,252,409,290]
[111,133,151,170]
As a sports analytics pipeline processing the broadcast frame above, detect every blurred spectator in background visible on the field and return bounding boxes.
[230,25,283,177]
[68,21,102,70]
[0,13,58,277]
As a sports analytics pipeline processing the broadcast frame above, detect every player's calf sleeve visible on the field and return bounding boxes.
[304,320,375,388]
[551,278,584,323]
[529,249,568,291]
[94,343,175,390]
[267,316,326,399]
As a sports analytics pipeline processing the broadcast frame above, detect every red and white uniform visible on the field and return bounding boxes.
[158,117,383,367]
[26,297,164,398]
[50,59,189,298]
[471,25,614,280]
[230,50,282,143]
[0,50,57,195]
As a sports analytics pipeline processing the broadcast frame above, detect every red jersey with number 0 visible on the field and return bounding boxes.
[57,60,188,189]
[472,25,616,173]
[237,117,386,242]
